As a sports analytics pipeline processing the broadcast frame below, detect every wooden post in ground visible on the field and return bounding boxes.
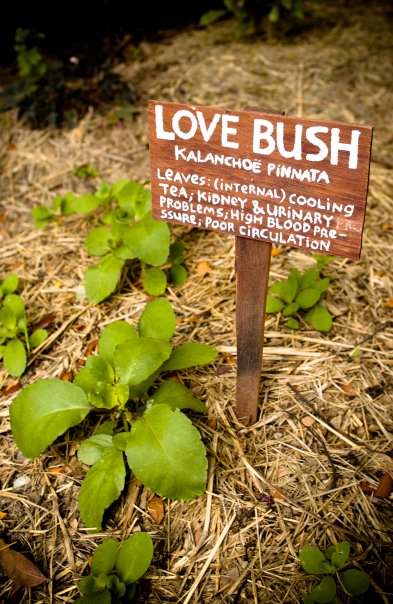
[235,237,271,423]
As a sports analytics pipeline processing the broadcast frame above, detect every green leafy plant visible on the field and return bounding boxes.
[0,275,48,377]
[200,0,307,38]
[265,255,334,332]
[75,533,153,603]
[10,298,218,530]
[14,29,47,91]
[32,179,187,303]
[300,542,370,603]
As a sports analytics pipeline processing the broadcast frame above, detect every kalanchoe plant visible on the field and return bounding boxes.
[266,255,334,332]
[31,179,188,303]
[0,274,48,377]
[10,298,217,530]
[300,542,370,603]
[75,533,153,603]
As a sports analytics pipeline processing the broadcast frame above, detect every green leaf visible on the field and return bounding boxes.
[78,435,115,465]
[31,205,53,228]
[3,294,25,320]
[300,268,319,289]
[10,379,90,458]
[316,277,330,293]
[85,227,112,256]
[126,404,207,499]
[142,267,167,296]
[199,9,227,26]
[3,338,26,376]
[138,298,176,341]
[116,533,153,584]
[324,546,336,561]
[270,275,298,304]
[96,420,117,435]
[285,317,300,330]
[73,366,98,395]
[150,381,206,413]
[84,254,125,303]
[338,569,369,596]
[91,539,118,576]
[308,576,336,603]
[85,356,114,383]
[73,163,100,179]
[122,216,170,265]
[299,547,332,575]
[269,5,280,22]
[73,194,101,214]
[169,241,185,264]
[0,305,17,330]
[1,274,19,294]
[78,575,100,595]
[170,264,188,285]
[78,448,126,530]
[296,288,322,309]
[162,342,218,371]
[282,301,299,316]
[114,338,172,386]
[98,321,137,363]
[28,328,47,348]
[331,542,350,569]
[306,306,333,332]
[75,591,111,603]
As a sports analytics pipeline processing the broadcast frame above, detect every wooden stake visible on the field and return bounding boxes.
[235,237,271,422]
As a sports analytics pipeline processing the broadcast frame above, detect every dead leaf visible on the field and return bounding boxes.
[387,299,393,308]
[382,223,393,229]
[359,480,374,495]
[85,339,98,356]
[0,539,47,589]
[147,495,165,525]
[0,512,7,519]
[301,416,315,427]
[196,260,212,277]
[271,247,281,257]
[374,473,393,498]
[339,383,357,397]
[34,313,56,330]
[60,371,73,382]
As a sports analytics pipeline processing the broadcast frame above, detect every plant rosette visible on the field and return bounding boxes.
[10,298,218,530]
[300,542,370,603]
[0,274,48,377]
[75,533,153,603]
[32,179,188,302]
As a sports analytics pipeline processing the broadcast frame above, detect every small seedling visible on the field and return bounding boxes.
[31,179,188,302]
[0,275,48,377]
[300,542,369,603]
[266,255,334,332]
[75,533,153,603]
[10,298,218,530]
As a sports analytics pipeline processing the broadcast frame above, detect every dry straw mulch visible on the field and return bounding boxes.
[1,1,392,602]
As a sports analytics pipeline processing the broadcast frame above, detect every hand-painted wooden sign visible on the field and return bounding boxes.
[149,100,373,259]
[148,100,373,423]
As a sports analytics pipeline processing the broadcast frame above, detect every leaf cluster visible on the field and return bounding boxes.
[75,533,153,603]
[10,298,218,530]
[31,179,187,303]
[300,542,370,603]
[266,257,334,332]
[0,275,47,377]
[200,0,307,38]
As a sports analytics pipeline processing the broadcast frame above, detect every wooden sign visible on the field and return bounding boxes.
[148,100,373,423]
[149,100,372,259]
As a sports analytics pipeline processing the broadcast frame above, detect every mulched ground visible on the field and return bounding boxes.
[1,1,392,602]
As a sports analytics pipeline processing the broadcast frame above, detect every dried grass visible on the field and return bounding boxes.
[1,1,392,602]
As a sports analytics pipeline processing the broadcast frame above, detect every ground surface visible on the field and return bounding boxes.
[0,1,393,602]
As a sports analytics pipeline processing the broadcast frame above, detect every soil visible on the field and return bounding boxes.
[0,1,392,602]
